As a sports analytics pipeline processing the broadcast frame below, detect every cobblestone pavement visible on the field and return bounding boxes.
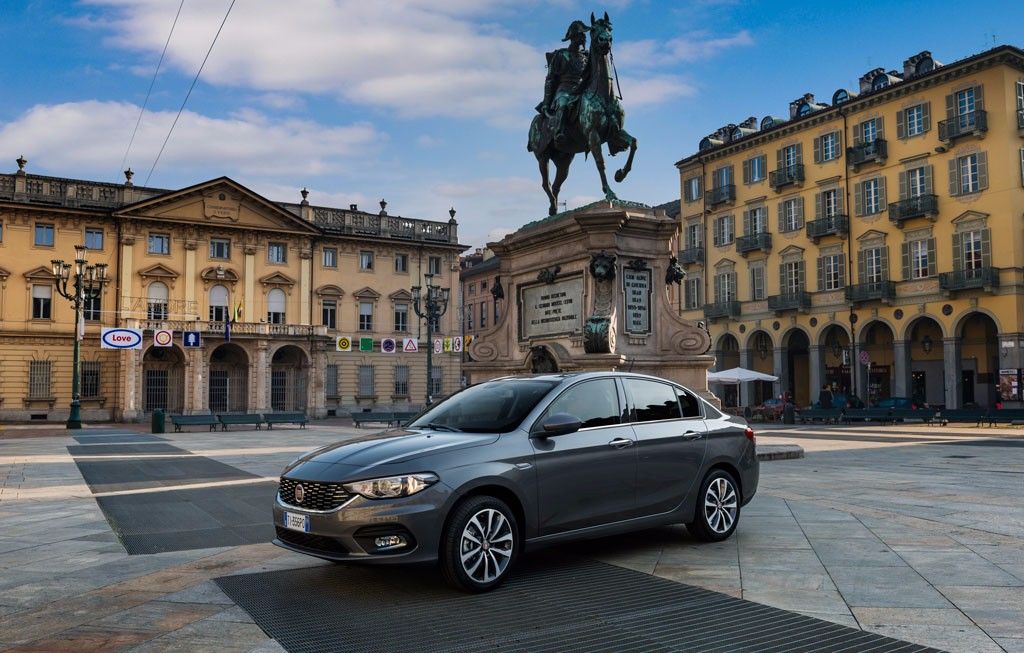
[0,420,1021,652]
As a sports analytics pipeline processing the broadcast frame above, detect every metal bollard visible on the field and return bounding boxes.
[152,408,166,434]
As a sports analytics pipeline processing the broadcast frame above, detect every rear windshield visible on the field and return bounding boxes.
[409,379,558,433]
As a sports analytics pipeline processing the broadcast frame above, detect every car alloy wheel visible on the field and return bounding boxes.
[441,496,518,592]
[687,469,741,542]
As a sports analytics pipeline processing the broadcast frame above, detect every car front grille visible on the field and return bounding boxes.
[275,526,349,554]
[278,477,353,511]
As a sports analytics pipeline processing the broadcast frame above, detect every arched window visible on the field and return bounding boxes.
[797,103,812,117]
[267,289,286,324]
[872,74,889,91]
[147,282,168,320]
[209,284,229,322]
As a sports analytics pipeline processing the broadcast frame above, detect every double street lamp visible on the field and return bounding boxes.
[411,273,450,405]
[51,245,107,429]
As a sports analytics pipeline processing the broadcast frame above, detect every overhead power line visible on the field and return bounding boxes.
[144,0,236,187]
[120,0,186,179]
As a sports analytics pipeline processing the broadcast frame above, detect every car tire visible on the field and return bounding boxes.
[686,469,741,542]
[440,495,518,593]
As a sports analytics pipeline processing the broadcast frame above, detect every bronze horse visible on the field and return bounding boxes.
[528,12,638,216]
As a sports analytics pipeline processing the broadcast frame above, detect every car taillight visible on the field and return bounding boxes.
[744,426,755,443]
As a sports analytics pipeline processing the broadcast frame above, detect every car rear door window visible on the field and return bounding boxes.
[676,387,703,418]
[542,379,620,429]
[626,379,682,422]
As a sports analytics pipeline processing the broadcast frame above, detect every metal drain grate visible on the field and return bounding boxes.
[216,554,942,653]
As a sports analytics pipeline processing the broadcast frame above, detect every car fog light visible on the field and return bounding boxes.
[374,535,406,550]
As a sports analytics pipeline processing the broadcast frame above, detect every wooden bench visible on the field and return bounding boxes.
[889,408,938,424]
[936,409,987,426]
[351,411,399,428]
[264,412,308,429]
[216,413,264,431]
[842,408,893,423]
[391,411,420,426]
[985,408,1024,426]
[170,414,220,432]
[797,408,842,424]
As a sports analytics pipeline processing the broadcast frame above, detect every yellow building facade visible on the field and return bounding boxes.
[676,45,1024,410]
[0,166,463,422]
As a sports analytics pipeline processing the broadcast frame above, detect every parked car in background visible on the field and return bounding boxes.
[831,393,865,410]
[272,372,759,592]
[755,398,786,421]
[872,397,918,410]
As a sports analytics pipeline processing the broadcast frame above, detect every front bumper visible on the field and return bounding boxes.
[271,482,453,565]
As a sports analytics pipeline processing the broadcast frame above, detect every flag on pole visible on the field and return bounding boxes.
[234,302,244,322]
[77,313,85,342]
[224,317,232,342]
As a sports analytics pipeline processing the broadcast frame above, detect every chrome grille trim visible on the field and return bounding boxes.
[278,477,354,512]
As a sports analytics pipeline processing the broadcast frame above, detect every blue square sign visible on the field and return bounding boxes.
[183,331,202,348]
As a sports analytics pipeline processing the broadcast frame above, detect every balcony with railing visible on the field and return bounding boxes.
[679,246,704,266]
[939,267,999,292]
[767,291,811,312]
[938,110,988,142]
[1018,108,1024,130]
[705,184,736,208]
[847,139,887,168]
[846,281,896,303]
[769,164,804,191]
[888,194,938,225]
[806,215,849,241]
[127,319,327,338]
[704,300,741,320]
[736,232,772,255]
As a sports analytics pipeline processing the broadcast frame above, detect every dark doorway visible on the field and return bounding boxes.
[911,371,927,406]
[962,370,976,406]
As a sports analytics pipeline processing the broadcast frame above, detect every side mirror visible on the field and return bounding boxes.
[534,413,583,437]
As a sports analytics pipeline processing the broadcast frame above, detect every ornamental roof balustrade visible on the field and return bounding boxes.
[312,206,454,243]
[128,318,326,338]
[0,173,168,208]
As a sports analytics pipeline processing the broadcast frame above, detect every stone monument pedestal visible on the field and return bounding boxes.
[466,200,718,405]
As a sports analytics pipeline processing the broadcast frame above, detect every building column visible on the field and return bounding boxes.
[184,242,197,318]
[944,337,962,409]
[808,345,823,406]
[119,236,135,322]
[190,347,205,414]
[254,341,269,411]
[739,348,753,406]
[244,247,256,322]
[300,249,312,326]
[893,340,910,399]
[853,340,868,401]
[773,346,786,399]
[121,348,140,421]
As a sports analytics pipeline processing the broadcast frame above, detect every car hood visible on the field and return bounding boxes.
[284,428,497,479]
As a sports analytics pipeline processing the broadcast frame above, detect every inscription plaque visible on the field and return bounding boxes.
[623,268,651,334]
[520,277,584,339]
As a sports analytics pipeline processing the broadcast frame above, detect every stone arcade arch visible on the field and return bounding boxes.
[957,312,999,408]
[818,324,852,398]
[142,345,185,413]
[745,330,775,405]
[209,344,249,413]
[270,345,309,412]
[904,316,944,406]
[860,321,895,403]
[714,333,741,407]
[782,328,811,407]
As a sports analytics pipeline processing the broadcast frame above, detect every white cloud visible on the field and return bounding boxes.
[416,135,442,148]
[620,75,696,107]
[486,227,516,243]
[616,30,754,68]
[253,93,305,110]
[85,0,543,124]
[433,176,536,199]
[0,100,378,184]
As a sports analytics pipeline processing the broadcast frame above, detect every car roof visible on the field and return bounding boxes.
[487,371,686,385]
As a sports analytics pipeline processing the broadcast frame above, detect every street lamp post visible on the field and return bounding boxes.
[51,245,107,429]
[411,273,450,405]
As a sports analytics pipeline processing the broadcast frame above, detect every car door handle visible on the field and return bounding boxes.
[681,431,704,441]
[608,438,634,449]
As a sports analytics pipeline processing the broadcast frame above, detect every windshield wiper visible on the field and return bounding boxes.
[422,422,462,432]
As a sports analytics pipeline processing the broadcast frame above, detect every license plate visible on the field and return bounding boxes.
[283,511,310,533]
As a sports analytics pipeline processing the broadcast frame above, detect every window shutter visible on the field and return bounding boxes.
[876,116,885,140]
[776,148,784,171]
[855,182,864,216]
[697,177,702,198]
[978,151,989,190]
[714,274,721,303]
[743,210,751,236]
[726,165,735,185]
[880,246,889,278]
[813,192,821,220]
[901,242,911,280]
[837,191,845,215]
[981,228,992,268]
[684,179,692,202]
[778,264,786,294]
[927,238,937,277]
[728,215,735,241]
[898,171,908,201]
[852,122,862,146]
[948,158,959,196]
[796,196,805,228]
[945,93,955,120]
[857,250,866,283]
[813,136,822,164]
[878,176,887,208]
[836,130,843,153]
[838,254,846,287]
[922,102,931,133]
[794,143,803,164]
[896,108,906,139]
[777,201,785,232]
[975,85,985,111]
[713,219,721,247]
[798,260,806,291]
[924,165,934,194]
[816,256,825,291]
[951,232,963,271]
[742,159,751,184]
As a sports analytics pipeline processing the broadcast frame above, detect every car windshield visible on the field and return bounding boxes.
[409,379,559,434]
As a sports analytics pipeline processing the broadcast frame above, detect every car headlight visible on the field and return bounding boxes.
[343,473,438,499]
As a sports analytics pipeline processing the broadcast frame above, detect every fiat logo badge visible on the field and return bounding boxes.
[294,484,305,503]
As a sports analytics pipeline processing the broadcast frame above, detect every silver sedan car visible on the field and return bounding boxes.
[273,372,758,592]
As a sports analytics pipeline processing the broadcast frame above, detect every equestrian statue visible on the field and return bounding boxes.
[528,12,638,216]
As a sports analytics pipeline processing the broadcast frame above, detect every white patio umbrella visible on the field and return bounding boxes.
[707,367,779,384]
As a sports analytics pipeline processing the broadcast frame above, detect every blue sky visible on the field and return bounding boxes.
[2,0,1022,250]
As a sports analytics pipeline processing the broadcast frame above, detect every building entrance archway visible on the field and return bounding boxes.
[142,346,185,414]
[861,322,895,403]
[209,344,249,412]
[715,334,740,407]
[784,330,810,406]
[819,325,851,397]
[747,331,774,405]
[959,313,998,408]
[906,316,944,406]
[271,346,309,412]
